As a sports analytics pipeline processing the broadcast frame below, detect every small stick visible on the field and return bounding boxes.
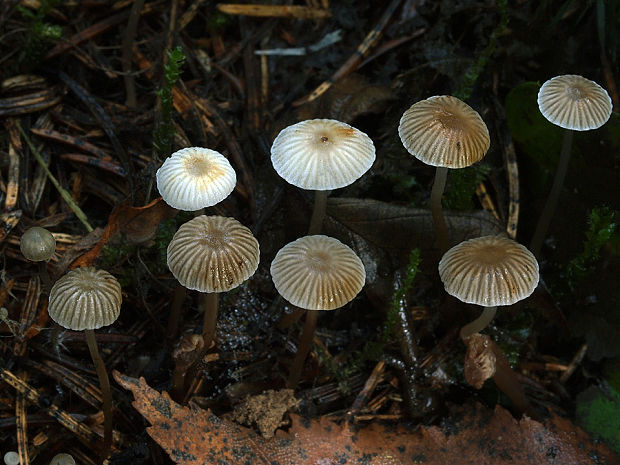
[559,343,587,384]
[345,361,385,425]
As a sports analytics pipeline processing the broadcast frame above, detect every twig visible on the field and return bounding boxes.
[15,121,94,233]
[560,343,587,384]
[345,361,385,425]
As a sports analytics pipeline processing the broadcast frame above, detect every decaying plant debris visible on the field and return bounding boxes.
[1,1,619,464]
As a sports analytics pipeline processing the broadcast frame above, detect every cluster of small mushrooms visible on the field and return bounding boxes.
[15,73,612,462]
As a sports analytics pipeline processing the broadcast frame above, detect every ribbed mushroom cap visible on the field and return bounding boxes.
[49,453,76,465]
[398,95,490,168]
[167,216,259,293]
[49,267,122,330]
[537,75,613,131]
[20,226,56,261]
[270,235,365,311]
[156,147,236,211]
[271,119,376,190]
[438,235,539,307]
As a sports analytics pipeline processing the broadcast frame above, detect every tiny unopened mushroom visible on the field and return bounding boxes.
[271,119,375,234]
[48,267,122,462]
[167,215,259,350]
[3,452,19,465]
[271,235,365,388]
[438,235,539,340]
[530,75,612,256]
[20,226,56,289]
[49,453,76,465]
[156,147,236,211]
[398,96,490,252]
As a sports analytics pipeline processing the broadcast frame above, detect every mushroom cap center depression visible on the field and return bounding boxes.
[184,155,223,180]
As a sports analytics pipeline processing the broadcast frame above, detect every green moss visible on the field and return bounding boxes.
[443,164,491,211]
[153,46,186,160]
[576,384,620,454]
[17,0,62,69]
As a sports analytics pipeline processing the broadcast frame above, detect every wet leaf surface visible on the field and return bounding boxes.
[115,371,617,465]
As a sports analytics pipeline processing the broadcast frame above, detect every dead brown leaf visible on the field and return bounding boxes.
[114,371,617,465]
[71,198,175,268]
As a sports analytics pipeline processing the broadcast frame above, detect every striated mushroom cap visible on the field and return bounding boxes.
[48,267,122,330]
[271,119,376,190]
[20,226,56,262]
[156,147,236,211]
[438,235,539,307]
[398,95,490,168]
[167,215,259,293]
[537,74,612,131]
[270,235,365,311]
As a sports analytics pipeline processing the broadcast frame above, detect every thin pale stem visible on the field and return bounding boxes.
[287,310,318,389]
[460,306,497,341]
[84,329,112,464]
[201,292,219,350]
[308,190,328,235]
[530,129,574,257]
[430,167,449,253]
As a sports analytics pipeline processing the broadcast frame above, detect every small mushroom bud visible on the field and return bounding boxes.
[49,453,76,465]
[3,452,19,465]
[20,227,56,261]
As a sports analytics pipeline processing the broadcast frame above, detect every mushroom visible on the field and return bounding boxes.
[271,119,375,234]
[270,235,365,388]
[398,96,490,253]
[156,146,237,211]
[530,75,612,256]
[20,226,56,289]
[48,267,122,463]
[166,215,259,352]
[49,454,76,465]
[438,235,540,416]
[3,452,19,465]
[438,235,539,340]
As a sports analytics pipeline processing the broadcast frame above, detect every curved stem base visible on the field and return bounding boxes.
[460,306,497,341]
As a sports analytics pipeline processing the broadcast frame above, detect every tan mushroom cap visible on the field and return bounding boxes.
[537,74,613,131]
[271,119,376,190]
[438,235,539,307]
[167,215,259,293]
[48,267,122,330]
[270,235,365,311]
[156,147,236,211]
[20,226,56,261]
[398,95,490,168]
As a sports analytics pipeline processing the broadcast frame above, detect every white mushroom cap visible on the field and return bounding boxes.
[537,75,613,131]
[271,119,376,190]
[270,235,365,310]
[438,235,539,307]
[156,147,236,211]
[167,216,260,293]
[48,267,122,330]
[398,95,490,168]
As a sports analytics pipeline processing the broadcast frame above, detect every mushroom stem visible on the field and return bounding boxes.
[430,167,450,253]
[201,292,219,350]
[167,285,186,344]
[84,329,112,463]
[308,190,328,235]
[529,129,574,257]
[287,309,318,389]
[460,306,497,341]
[38,261,51,292]
[489,339,539,419]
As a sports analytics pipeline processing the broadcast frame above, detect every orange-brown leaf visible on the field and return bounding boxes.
[114,371,617,465]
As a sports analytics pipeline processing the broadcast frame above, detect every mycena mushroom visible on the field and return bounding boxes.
[530,75,612,256]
